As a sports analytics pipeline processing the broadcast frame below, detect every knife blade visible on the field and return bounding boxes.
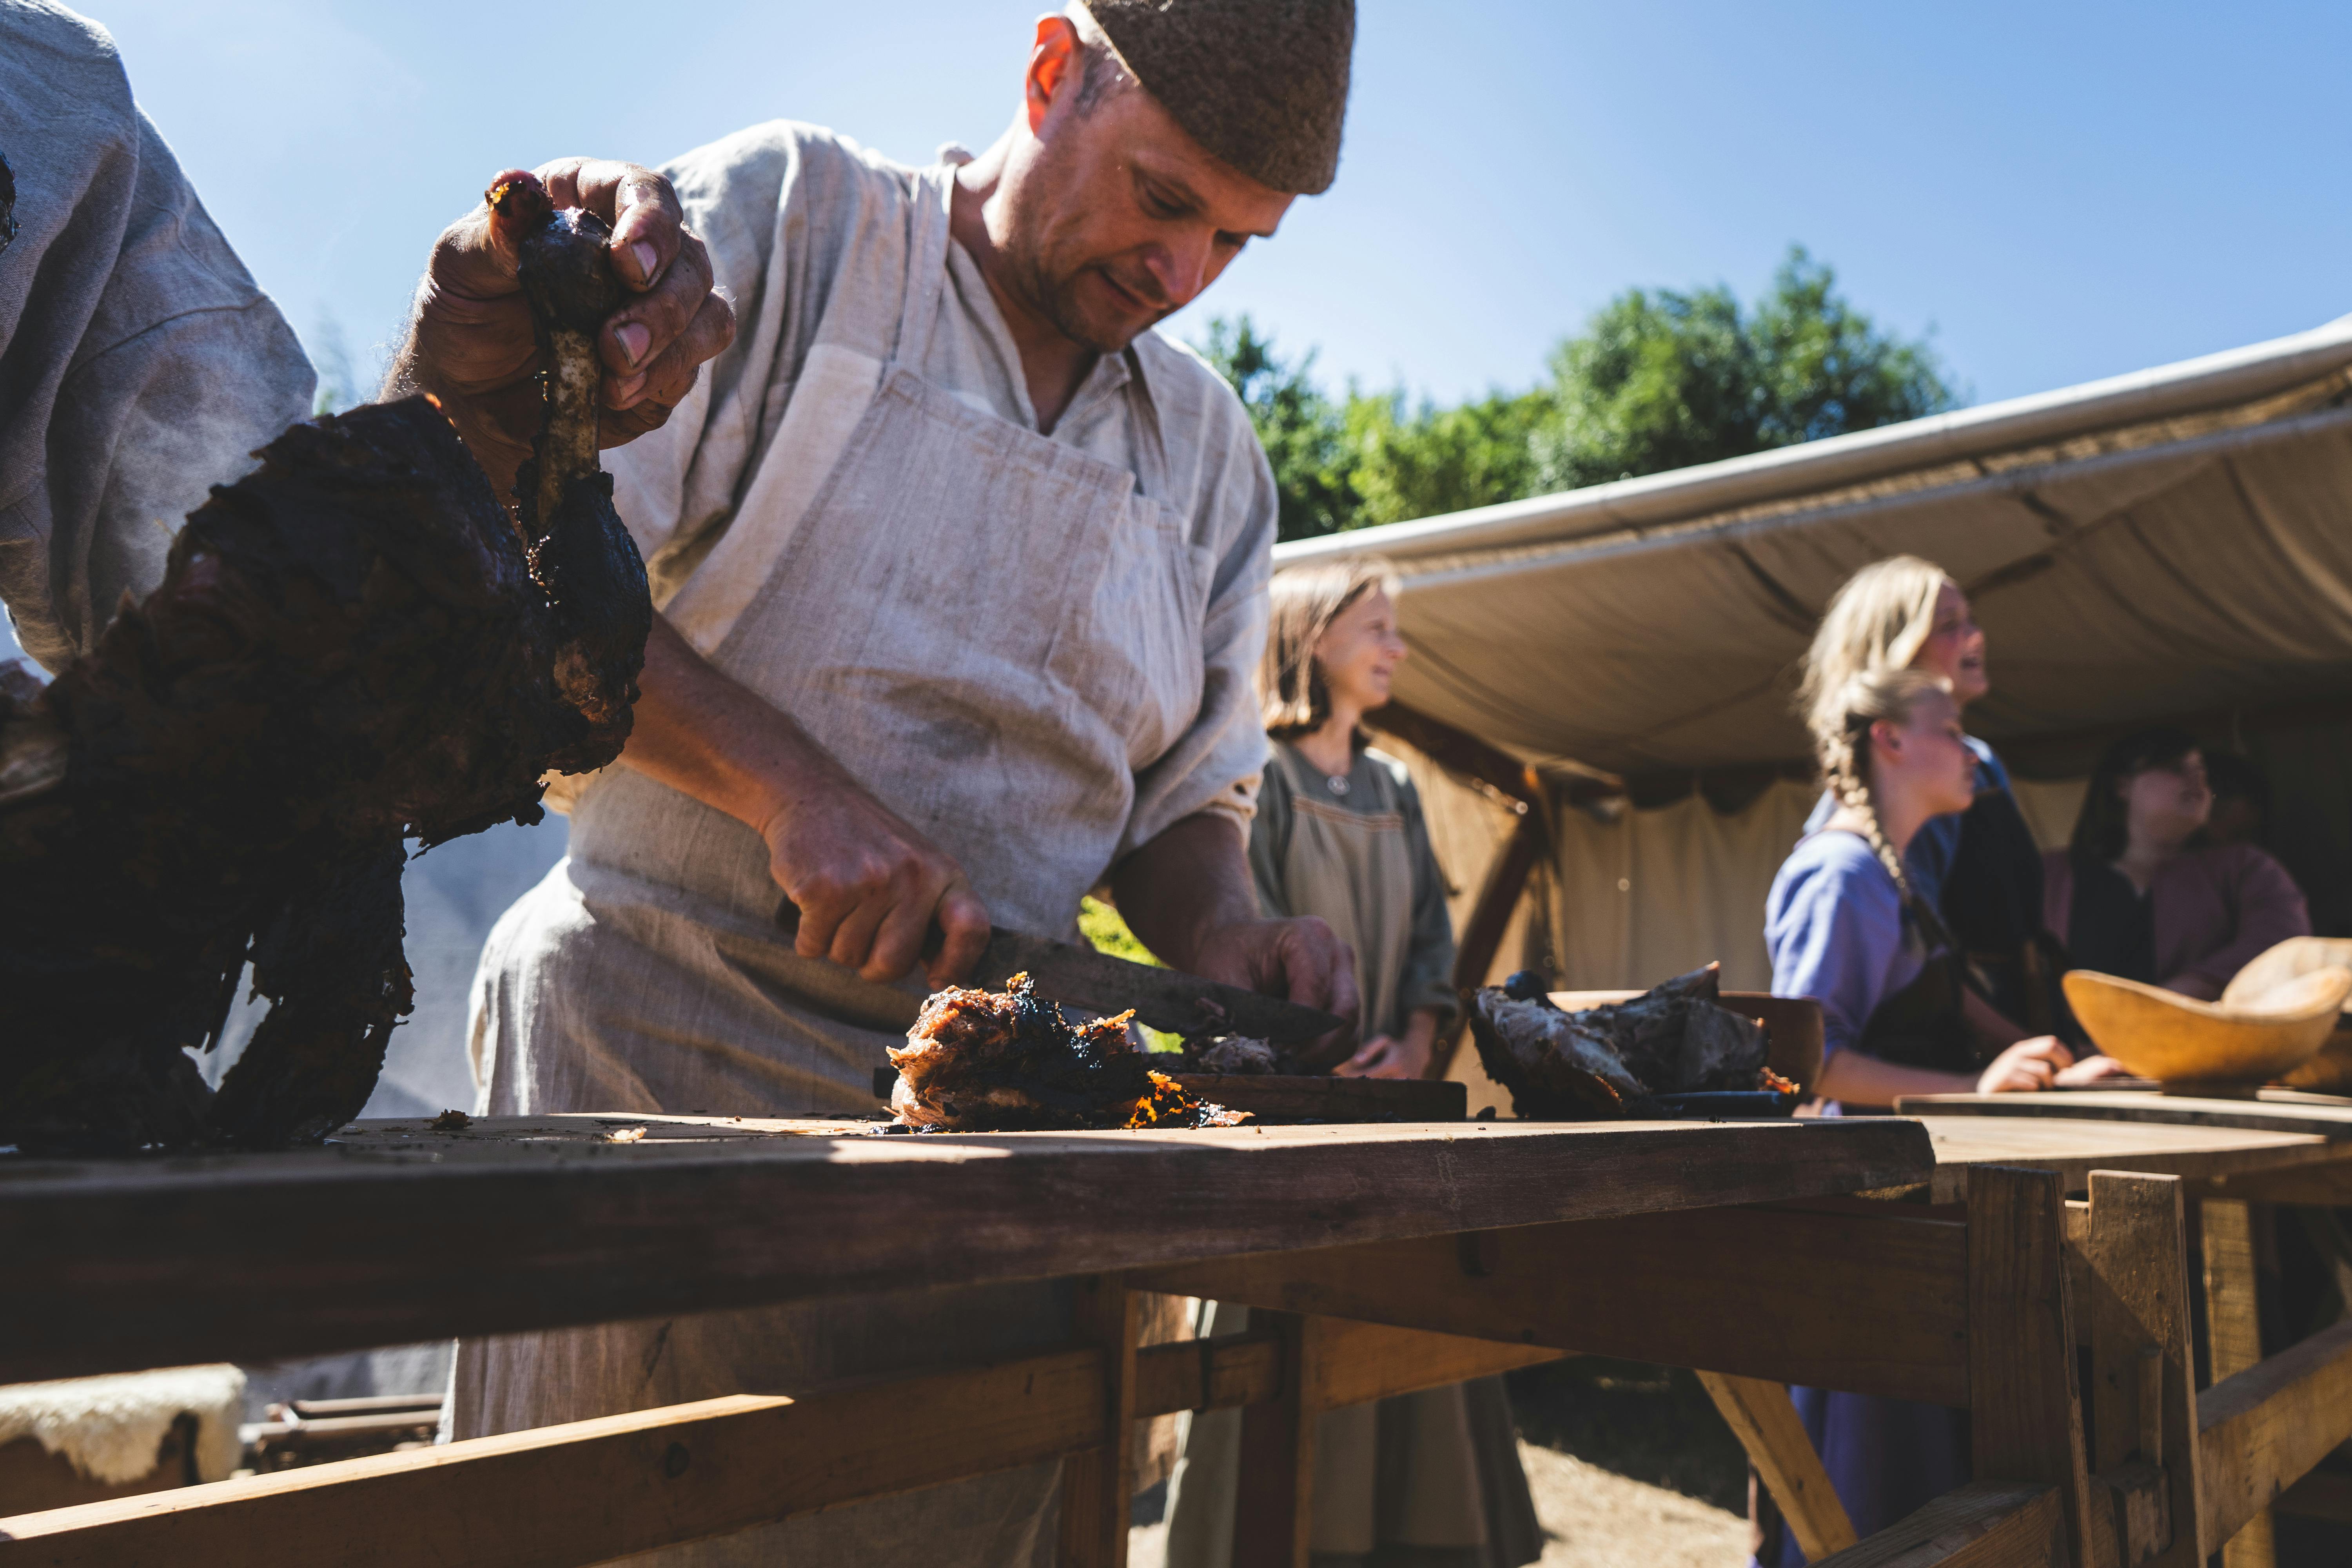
[774,898,1346,1043]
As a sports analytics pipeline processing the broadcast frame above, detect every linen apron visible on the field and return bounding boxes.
[1265,744,1417,1040]
[454,164,1213,1567]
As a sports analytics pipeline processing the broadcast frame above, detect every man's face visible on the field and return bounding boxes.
[994,59,1296,354]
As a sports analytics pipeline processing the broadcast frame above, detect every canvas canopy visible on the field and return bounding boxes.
[1277,315,2352,783]
[1276,318,2352,1007]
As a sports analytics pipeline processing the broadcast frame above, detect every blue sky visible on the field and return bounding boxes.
[79,0,2352,415]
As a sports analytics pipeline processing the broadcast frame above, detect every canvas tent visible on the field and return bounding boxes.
[1274,316,2352,1004]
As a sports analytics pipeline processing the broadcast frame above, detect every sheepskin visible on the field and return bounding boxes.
[0,1364,245,1484]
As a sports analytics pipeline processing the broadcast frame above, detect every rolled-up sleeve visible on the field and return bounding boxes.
[1,92,311,671]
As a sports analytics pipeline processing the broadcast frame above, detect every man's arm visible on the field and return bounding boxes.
[385,158,735,496]
[1112,811,1361,1067]
[624,615,990,987]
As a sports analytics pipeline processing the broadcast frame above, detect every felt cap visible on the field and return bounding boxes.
[1082,0,1355,195]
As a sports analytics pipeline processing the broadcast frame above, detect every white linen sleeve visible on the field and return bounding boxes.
[1117,440,1275,861]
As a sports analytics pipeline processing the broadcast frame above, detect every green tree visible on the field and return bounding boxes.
[1195,248,1957,535]
[1534,247,1956,490]
[1343,386,1553,528]
[1194,316,1359,540]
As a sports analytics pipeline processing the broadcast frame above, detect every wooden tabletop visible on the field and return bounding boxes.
[1907,1114,2337,1202]
[1898,1088,2352,1140]
[0,1112,1929,1386]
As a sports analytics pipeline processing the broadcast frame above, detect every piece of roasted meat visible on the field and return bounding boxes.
[1468,963,1778,1120]
[0,174,652,1155]
[889,975,1248,1131]
[1169,1034,1298,1076]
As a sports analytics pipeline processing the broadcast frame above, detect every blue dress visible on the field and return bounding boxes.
[1759,831,1971,1562]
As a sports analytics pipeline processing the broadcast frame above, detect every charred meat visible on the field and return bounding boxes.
[0,175,651,1154]
[1468,963,1779,1120]
[889,975,1247,1131]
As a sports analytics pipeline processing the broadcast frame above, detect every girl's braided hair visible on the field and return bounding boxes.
[1809,667,1955,916]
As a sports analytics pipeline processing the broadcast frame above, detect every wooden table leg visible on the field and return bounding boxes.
[1059,1274,1142,1568]
[2082,1172,2200,1568]
[1969,1166,2095,1567]
[1699,1372,1857,1561]
[2201,1198,2277,1568]
[1231,1310,1320,1568]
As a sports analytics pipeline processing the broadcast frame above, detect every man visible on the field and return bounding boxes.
[429,2,1359,1562]
[0,1,728,672]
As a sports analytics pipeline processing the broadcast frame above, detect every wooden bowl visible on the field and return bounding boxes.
[1547,989,1825,1094]
[2062,964,2352,1086]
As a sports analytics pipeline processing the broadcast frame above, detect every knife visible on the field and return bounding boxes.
[773,898,1346,1043]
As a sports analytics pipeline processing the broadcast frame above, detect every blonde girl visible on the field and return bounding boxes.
[1757,669,2111,1567]
[1797,555,2058,1036]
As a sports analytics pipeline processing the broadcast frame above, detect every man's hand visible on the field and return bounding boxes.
[622,617,989,989]
[388,158,735,492]
[1111,814,1363,1067]
[1186,914,1362,1069]
[761,783,990,988]
[1334,1009,1440,1080]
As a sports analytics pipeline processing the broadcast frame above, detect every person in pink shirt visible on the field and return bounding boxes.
[2045,728,2310,998]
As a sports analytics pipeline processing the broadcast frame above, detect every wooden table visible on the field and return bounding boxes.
[9,1103,2344,1568]
[0,1112,1938,1566]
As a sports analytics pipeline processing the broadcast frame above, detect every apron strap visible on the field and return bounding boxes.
[891,166,958,372]
[1122,344,1174,502]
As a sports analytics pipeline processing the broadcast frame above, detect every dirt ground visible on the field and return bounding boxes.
[1126,1439,1748,1568]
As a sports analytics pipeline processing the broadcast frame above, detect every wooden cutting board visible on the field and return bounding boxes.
[1172,1074,1466,1124]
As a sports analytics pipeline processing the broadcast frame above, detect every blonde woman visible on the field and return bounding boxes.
[1757,670,2110,1565]
[1163,557,1539,1568]
[1797,556,2056,1035]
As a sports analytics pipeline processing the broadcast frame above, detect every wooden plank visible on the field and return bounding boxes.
[1967,1167,2095,1567]
[1898,1091,2352,1141]
[2197,1318,2352,1550]
[2080,1172,2199,1568]
[1699,1372,1858,1559]
[2201,1199,2277,1567]
[0,1113,1934,1385]
[2202,1159,2352,1206]
[1058,1278,1140,1568]
[1168,1075,1466,1124]
[1913,1117,2335,1204]
[1307,1318,1563,1411]
[0,1324,1547,1568]
[1809,1483,2065,1568]
[1132,1330,1281,1418]
[2273,1467,2352,1524]
[0,1350,1105,1568]
[1232,1312,1318,1568]
[1136,1204,1973,1406]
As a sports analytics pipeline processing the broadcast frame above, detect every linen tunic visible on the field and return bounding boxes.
[0,0,313,671]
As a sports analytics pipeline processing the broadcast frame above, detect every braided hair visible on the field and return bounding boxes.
[1810,667,1957,931]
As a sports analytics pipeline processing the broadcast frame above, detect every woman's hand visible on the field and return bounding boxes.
[2054,1053,2132,1087]
[1976,1035,2076,1094]
[1334,1033,1430,1080]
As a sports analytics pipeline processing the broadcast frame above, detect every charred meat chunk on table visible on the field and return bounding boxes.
[1468,962,1777,1120]
[889,975,1246,1131]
